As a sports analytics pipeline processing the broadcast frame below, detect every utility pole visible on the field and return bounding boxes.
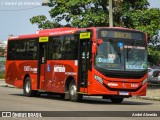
[109,0,113,27]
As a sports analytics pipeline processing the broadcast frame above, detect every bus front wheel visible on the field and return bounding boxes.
[69,81,82,102]
[23,77,37,97]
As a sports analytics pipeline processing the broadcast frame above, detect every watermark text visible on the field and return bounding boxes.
[0,1,41,6]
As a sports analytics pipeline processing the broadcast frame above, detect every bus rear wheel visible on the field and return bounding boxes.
[23,77,37,97]
[69,81,82,102]
[111,97,124,103]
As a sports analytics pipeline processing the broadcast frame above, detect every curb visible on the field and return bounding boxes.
[0,79,15,88]
[137,96,160,101]
[0,84,15,88]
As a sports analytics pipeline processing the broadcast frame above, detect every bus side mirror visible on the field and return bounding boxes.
[92,43,97,54]
[97,39,103,45]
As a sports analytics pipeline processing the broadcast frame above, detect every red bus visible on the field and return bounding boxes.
[5,27,148,103]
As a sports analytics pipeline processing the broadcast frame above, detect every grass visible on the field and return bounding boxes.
[0,73,5,79]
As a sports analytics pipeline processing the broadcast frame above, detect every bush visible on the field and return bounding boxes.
[148,47,160,66]
[0,73,5,79]
[0,61,5,78]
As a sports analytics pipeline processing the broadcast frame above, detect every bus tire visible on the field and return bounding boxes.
[111,97,124,103]
[23,77,37,97]
[69,81,82,102]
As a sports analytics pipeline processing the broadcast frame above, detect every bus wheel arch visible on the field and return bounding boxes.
[65,76,75,93]
[23,74,30,87]
[23,75,37,97]
[65,76,83,102]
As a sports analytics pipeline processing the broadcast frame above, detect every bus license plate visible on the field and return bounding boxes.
[119,91,129,95]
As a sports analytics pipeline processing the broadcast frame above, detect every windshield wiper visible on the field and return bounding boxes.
[127,40,137,54]
[108,38,122,63]
[109,39,122,55]
[126,40,137,61]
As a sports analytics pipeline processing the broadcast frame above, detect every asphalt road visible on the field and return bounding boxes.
[0,86,160,120]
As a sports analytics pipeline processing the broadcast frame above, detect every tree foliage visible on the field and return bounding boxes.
[30,0,160,42]
[30,15,61,29]
[148,46,160,65]
[123,8,160,45]
[30,0,160,65]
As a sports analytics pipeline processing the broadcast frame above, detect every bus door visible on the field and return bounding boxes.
[37,37,48,90]
[78,32,91,93]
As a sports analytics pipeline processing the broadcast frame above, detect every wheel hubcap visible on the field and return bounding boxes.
[70,85,77,97]
[25,81,30,93]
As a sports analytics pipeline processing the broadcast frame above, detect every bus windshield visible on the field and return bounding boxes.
[95,39,147,71]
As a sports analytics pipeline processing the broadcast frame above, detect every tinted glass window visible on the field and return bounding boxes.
[26,40,38,60]
[7,41,16,60]
[48,36,59,60]
[15,40,26,60]
[48,35,78,60]
[7,39,38,60]
[95,40,147,71]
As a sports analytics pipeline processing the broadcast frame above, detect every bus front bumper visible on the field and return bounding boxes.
[87,82,148,97]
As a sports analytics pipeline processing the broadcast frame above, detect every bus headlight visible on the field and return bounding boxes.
[94,75,103,84]
[142,78,148,86]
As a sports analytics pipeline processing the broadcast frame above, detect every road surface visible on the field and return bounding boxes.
[0,86,160,120]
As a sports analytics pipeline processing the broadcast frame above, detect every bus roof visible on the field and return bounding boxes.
[8,27,80,40]
[8,27,144,40]
[36,27,78,34]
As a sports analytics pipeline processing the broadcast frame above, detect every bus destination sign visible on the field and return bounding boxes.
[100,30,145,40]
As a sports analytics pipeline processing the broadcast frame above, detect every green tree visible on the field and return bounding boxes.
[123,8,160,45]
[30,0,160,42]
[30,15,61,29]
[30,0,150,28]
[148,46,160,66]
[30,0,160,65]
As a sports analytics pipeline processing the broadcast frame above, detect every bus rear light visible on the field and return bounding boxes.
[94,75,103,84]
[142,78,148,86]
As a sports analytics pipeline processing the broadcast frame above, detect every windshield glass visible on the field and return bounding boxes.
[95,41,124,70]
[125,44,147,71]
[95,40,147,71]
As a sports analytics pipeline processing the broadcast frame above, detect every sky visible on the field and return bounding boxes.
[0,0,160,41]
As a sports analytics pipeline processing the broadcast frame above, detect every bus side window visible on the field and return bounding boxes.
[52,53,58,59]
[27,40,37,60]
[9,48,15,60]
[7,41,16,60]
